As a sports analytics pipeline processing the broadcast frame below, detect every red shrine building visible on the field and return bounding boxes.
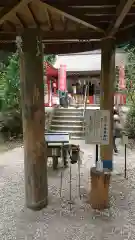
[44,61,58,107]
[44,49,127,107]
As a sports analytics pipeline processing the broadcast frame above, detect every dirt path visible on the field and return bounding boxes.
[0,141,135,239]
[0,139,23,153]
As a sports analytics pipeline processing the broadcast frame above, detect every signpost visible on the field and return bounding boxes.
[122,134,128,179]
[85,109,110,165]
[85,110,128,178]
[85,109,110,145]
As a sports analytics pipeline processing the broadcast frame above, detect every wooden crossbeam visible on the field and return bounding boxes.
[43,42,100,54]
[5,20,16,31]
[61,16,68,31]
[40,0,115,6]
[1,25,135,53]
[116,25,135,44]
[45,8,54,31]
[0,25,134,46]
[41,1,105,34]
[0,30,103,41]
[0,1,19,7]
[107,0,135,36]
[0,41,100,53]
[120,22,135,31]
[36,30,102,40]
[28,2,40,28]
[48,6,116,15]
[16,12,27,28]
[0,0,32,25]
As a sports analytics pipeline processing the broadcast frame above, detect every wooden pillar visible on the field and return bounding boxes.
[100,37,115,170]
[20,29,48,210]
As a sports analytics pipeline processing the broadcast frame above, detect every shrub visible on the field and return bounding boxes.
[125,105,135,139]
[0,110,22,140]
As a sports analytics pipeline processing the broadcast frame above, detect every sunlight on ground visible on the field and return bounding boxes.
[0,139,23,153]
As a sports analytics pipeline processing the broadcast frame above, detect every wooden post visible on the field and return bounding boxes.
[100,37,115,170]
[90,167,111,209]
[20,29,48,210]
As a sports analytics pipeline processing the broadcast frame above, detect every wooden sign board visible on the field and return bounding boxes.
[122,135,128,145]
[85,110,110,145]
[45,133,69,143]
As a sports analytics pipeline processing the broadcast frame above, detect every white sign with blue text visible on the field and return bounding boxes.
[85,110,110,145]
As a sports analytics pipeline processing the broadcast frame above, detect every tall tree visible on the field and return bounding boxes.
[44,55,56,65]
[124,45,135,105]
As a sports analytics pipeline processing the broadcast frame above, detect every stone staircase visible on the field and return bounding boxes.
[49,107,84,139]
[95,95,100,104]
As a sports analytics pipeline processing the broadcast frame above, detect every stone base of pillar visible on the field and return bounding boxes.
[26,198,48,211]
[89,167,111,210]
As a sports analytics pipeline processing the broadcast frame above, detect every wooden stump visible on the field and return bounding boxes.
[90,167,111,210]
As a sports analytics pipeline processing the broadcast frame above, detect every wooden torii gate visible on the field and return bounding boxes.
[0,0,134,210]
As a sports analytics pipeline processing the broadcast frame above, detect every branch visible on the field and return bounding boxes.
[107,0,135,36]
[126,86,135,104]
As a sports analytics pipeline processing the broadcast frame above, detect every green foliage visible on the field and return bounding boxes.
[125,106,135,138]
[124,45,135,138]
[0,53,22,139]
[0,52,56,139]
[44,55,56,65]
[0,51,12,71]
[124,45,135,105]
[0,53,56,112]
[0,53,20,111]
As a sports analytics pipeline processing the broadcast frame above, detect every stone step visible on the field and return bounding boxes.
[70,104,100,108]
[51,119,84,126]
[57,108,83,112]
[49,107,85,139]
[53,115,84,121]
[50,125,83,131]
[55,111,83,116]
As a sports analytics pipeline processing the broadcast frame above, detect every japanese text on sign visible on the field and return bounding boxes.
[85,110,110,145]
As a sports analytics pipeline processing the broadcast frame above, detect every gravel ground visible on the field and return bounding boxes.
[0,140,135,239]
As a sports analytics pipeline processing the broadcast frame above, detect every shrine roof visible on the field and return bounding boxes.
[54,49,127,72]
[0,1,135,53]
[44,61,58,77]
